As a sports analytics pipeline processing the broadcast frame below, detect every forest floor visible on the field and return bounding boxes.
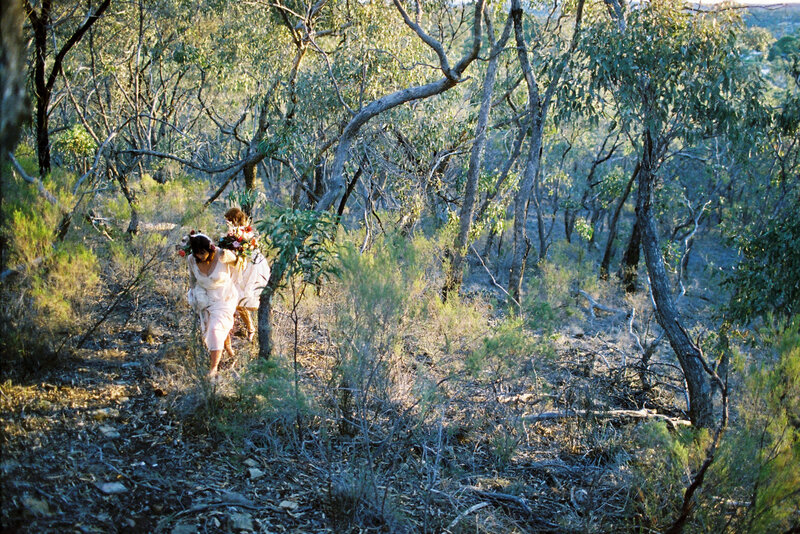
[0,234,722,533]
[0,324,336,533]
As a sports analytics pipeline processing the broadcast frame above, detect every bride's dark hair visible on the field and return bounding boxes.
[189,234,214,256]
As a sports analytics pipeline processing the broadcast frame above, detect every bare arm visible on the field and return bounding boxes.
[187,257,197,289]
[219,249,238,264]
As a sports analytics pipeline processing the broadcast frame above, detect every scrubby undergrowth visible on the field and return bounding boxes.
[0,157,797,533]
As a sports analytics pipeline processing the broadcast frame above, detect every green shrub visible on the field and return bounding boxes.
[332,238,418,412]
[624,421,699,531]
[702,316,800,532]
[53,124,96,169]
[467,316,535,377]
[1,164,101,372]
[522,241,591,332]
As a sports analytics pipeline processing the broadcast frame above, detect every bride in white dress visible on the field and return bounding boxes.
[223,208,271,341]
[186,233,238,377]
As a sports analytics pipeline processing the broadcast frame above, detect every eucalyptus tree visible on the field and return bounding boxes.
[24,0,111,176]
[313,0,487,212]
[1,0,28,273]
[582,0,765,427]
[722,28,800,324]
[1,1,26,159]
[506,0,586,309]
[443,6,513,300]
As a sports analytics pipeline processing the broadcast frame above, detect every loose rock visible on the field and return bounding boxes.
[229,512,254,531]
[96,482,127,494]
[247,467,265,479]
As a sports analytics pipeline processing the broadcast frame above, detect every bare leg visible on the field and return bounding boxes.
[240,309,255,342]
[208,349,223,378]
[224,334,235,359]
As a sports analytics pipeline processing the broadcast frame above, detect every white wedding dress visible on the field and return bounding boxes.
[187,249,238,351]
[227,226,271,310]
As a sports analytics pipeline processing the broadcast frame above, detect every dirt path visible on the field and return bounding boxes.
[0,330,330,533]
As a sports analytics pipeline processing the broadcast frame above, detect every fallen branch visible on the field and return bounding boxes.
[523,408,691,430]
[65,247,163,354]
[0,256,45,284]
[139,222,178,232]
[471,244,521,308]
[466,487,532,514]
[576,289,626,319]
[172,500,262,518]
[443,502,489,533]
[8,152,61,207]
[203,159,249,207]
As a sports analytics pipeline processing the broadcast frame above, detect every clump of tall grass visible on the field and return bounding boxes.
[1,154,101,373]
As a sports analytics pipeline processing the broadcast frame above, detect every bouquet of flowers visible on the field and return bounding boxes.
[218,224,259,262]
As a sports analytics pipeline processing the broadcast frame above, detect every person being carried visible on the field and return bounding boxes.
[185,232,238,378]
[221,207,271,342]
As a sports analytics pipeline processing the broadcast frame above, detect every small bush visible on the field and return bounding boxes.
[701,316,800,532]
[523,241,592,333]
[624,421,699,530]
[0,164,100,372]
[467,316,535,378]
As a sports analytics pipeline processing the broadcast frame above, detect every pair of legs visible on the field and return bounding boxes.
[208,333,235,379]
[237,307,255,342]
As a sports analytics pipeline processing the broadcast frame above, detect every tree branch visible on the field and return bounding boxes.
[45,0,111,94]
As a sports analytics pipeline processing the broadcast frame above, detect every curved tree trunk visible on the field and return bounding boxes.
[474,119,527,222]
[637,133,713,428]
[314,0,485,212]
[26,0,111,176]
[506,0,584,309]
[508,121,542,308]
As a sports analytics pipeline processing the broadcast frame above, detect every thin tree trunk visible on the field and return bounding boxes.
[257,286,276,359]
[619,216,641,293]
[600,161,639,278]
[256,256,287,360]
[637,132,713,428]
[337,160,365,219]
[508,122,542,308]
[474,118,526,222]
[26,0,111,176]
[507,0,584,309]
[242,161,257,216]
[443,11,512,300]
[564,209,574,243]
[31,4,51,175]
